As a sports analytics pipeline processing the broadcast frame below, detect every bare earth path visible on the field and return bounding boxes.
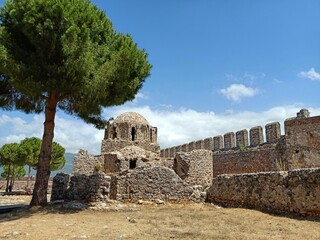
[0,195,319,240]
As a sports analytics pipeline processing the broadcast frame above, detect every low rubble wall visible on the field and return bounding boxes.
[207,168,320,216]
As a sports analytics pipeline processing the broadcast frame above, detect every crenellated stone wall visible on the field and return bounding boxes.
[207,168,320,216]
[160,110,320,176]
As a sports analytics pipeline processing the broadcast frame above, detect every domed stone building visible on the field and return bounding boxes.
[101,112,159,156]
[101,112,160,173]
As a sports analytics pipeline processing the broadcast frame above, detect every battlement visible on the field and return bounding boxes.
[160,109,320,176]
[160,121,282,157]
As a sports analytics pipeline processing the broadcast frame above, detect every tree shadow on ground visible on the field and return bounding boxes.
[0,201,89,222]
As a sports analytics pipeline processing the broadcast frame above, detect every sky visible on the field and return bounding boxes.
[0,0,320,154]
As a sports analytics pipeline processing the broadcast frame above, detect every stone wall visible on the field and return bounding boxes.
[51,172,111,202]
[72,149,103,175]
[284,116,320,169]
[212,145,279,177]
[110,165,194,201]
[174,150,213,186]
[101,139,160,156]
[207,168,320,216]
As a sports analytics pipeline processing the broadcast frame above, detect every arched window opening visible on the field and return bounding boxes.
[131,127,136,141]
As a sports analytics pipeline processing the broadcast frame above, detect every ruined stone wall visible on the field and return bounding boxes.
[284,116,320,169]
[72,149,103,175]
[207,168,320,216]
[51,172,111,202]
[110,165,194,201]
[174,150,213,186]
[101,139,160,156]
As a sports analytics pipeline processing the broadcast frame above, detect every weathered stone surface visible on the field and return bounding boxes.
[66,173,111,202]
[174,150,213,186]
[73,149,103,176]
[284,115,320,169]
[51,173,70,201]
[224,132,235,149]
[207,168,320,216]
[250,126,263,147]
[101,112,160,155]
[104,145,159,173]
[265,122,281,143]
[236,129,248,148]
[213,135,223,151]
[110,165,193,201]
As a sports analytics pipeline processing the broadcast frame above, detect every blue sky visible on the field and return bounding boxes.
[1,0,320,153]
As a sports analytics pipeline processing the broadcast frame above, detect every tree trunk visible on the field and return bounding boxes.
[30,92,57,206]
[27,165,31,188]
[5,164,11,192]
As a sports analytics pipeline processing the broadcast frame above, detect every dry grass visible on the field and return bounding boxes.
[0,196,320,240]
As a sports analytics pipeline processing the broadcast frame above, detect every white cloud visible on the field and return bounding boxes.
[298,68,320,81]
[220,84,259,102]
[1,105,320,154]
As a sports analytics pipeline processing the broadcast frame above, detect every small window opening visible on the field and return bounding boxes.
[295,149,300,154]
[131,127,136,141]
[113,127,117,139]
[129,160,137,169]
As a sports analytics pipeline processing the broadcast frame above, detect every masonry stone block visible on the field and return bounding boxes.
[213,136,223,151]
[203,137,213,150]
[175,145,182,153]
[265,122,281,143]
[236,129,249,148]
[188,141,195,151]
[195,140,204,150]
[181,144,188,152]
[224,132,235,149]
[165,148,170,158]
[170,147,176,158]
[250,126,264,146]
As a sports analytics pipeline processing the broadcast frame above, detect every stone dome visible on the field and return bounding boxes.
[113,112,149,125]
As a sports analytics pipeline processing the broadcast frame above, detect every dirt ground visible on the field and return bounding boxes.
[0,195,320,240]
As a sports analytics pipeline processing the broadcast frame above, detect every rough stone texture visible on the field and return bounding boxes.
[195,140,203,150]
[51,173,70,201]
[165,148,170,158]
[236,129,249,148]
[110,165,194,201]
[207,168,320,216]
[181,144,188,152]
[224,132,235,149]
[203,137,213,150]
[213,135,223,151]
[51,172,111,202]
[188,141,195,152]
[250,126,264,147]
[67,173,111,202]
[212,145,278,177]
[284,115,320,169]
[101,112,160,156]
[104,145,159,174]
[266,122,281,143]
[175,145,181,153]
[169,147,176,158]
[73,149,103,175]
[174,150,213,186]
[296,108,310,119]
[160,149,165,158]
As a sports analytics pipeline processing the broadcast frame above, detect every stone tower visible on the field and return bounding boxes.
[101,112,160,156]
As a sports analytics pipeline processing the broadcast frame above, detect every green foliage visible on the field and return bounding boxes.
[0,0,151,128]
[19,137,66,171]
[50,141,66,171]
[0,142,23,166]
[1,164,26,178]
[19,137,41,168]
